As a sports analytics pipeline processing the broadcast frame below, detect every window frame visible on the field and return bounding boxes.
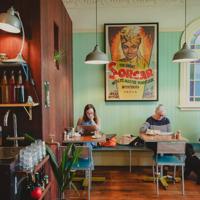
[179,18,200,111]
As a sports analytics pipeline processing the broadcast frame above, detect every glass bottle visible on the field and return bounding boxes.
[0,126,2,146]
[44,175,49,187]
[9,70,16,103]
[1,71,9,103]
[15,70,25,103]
[34,172,41,187]
[24,174,34,200]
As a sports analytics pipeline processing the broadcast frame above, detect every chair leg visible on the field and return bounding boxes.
[181,165,185,195]
[88,169,91,200]
[156,164,159,195]
[161,165,163,177]
[173,166,176,183]
[152,164,155,182]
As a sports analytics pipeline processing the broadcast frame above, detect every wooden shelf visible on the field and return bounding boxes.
[0,62,25,67]
[16,155,49,175]
[38,181,52,200]
[0,103,39,107]
[34,155,49,173]
[0,103,39,120]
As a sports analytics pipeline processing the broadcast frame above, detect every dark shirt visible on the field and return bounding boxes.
[140,116,171,133]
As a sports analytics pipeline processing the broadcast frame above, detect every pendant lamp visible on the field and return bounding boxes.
[85,0,109,64]
[0,7,26,63]
[172,0,198,63]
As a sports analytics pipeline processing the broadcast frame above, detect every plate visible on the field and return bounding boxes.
[117,136,136,145]
[92,135,101,139]
[158,132,173,135]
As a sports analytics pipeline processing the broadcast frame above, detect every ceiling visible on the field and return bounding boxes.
[62,0,200,32]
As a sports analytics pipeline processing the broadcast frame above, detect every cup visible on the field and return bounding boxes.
[176,130,181,140]
[171,133,176,139]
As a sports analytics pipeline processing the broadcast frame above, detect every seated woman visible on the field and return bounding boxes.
[76,104,100,169]
[76,104,100,133]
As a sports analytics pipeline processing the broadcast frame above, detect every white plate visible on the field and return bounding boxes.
[158,132,173,135]
[92,135,101,139]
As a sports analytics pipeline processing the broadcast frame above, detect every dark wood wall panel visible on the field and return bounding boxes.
[40,0,73,143]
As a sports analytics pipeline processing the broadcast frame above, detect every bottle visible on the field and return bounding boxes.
[9,70,16,103]
[25,174,34,199]
[23,75,30,103]
[43,175,49,187]
[34,172,41,187]
[176,130,181,140]
[27,174,34,190]
[63,129,68,141]
[0,126,2,146]
[15,70,25,103]
[1,71,9,103]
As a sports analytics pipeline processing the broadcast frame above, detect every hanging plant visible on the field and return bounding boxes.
[54,50,64,69]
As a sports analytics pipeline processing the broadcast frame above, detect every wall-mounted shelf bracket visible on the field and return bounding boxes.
[0,103,39,120]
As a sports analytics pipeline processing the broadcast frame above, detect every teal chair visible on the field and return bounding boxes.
[71,146,92,200]
[153,141,186,195]
[59,145,92,200]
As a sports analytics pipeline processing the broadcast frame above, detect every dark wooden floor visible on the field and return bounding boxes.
[66,166,200,200]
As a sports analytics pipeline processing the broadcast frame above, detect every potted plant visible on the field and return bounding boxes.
[46,144,80,199]
[54,50,64,69]
[24,134,80,200]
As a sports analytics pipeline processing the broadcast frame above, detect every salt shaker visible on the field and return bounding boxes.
[176,130,181,139]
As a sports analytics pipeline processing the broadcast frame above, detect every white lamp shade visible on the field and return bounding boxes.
[85,45,109,64]
[173,42,199,63]
[0,7,26,63]
[0,10,21,33]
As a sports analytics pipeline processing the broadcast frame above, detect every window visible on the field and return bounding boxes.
[179,18,200,110]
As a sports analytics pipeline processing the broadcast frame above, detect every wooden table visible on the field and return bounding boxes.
[63,134,106,144]
[140,133,188,142]
[140,132,187,189]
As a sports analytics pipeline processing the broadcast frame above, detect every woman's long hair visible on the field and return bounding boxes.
[83,104,98,123]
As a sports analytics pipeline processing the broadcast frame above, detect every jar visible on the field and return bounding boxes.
[176,130,181,140]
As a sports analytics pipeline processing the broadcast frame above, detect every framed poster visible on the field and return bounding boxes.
[105,23,158,101]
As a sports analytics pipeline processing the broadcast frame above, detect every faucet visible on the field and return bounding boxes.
[4,110,19,147]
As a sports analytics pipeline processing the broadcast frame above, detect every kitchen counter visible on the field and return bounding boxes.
[0,146,21,163]
[0,146,21,200]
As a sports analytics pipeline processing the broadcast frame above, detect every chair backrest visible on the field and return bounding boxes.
[58,145,91,162]
[157,141,186,154]
[75,146,91,160]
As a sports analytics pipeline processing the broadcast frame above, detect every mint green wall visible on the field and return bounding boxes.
[73,32,200,142]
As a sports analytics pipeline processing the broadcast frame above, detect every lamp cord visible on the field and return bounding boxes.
[15,11,25,56]
[96,0,97,45]
[184,0,186,42]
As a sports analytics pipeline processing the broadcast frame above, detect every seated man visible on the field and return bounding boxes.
[140,104,172,154]
[140,104,171,133]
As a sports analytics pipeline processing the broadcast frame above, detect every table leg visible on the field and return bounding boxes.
[129,150,132,173]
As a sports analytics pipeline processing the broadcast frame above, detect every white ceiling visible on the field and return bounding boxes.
[62,0,200,32]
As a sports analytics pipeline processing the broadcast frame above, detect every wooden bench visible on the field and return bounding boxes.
[93,144,152,172]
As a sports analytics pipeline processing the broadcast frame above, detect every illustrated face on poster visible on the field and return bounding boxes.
[105,23,158,101]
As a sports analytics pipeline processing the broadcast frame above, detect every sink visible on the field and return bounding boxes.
[0,147,22,160]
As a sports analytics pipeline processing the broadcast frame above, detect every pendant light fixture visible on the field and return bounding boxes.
[0,7,26,63]
[172,0,198,63]
[85,0,109,64]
